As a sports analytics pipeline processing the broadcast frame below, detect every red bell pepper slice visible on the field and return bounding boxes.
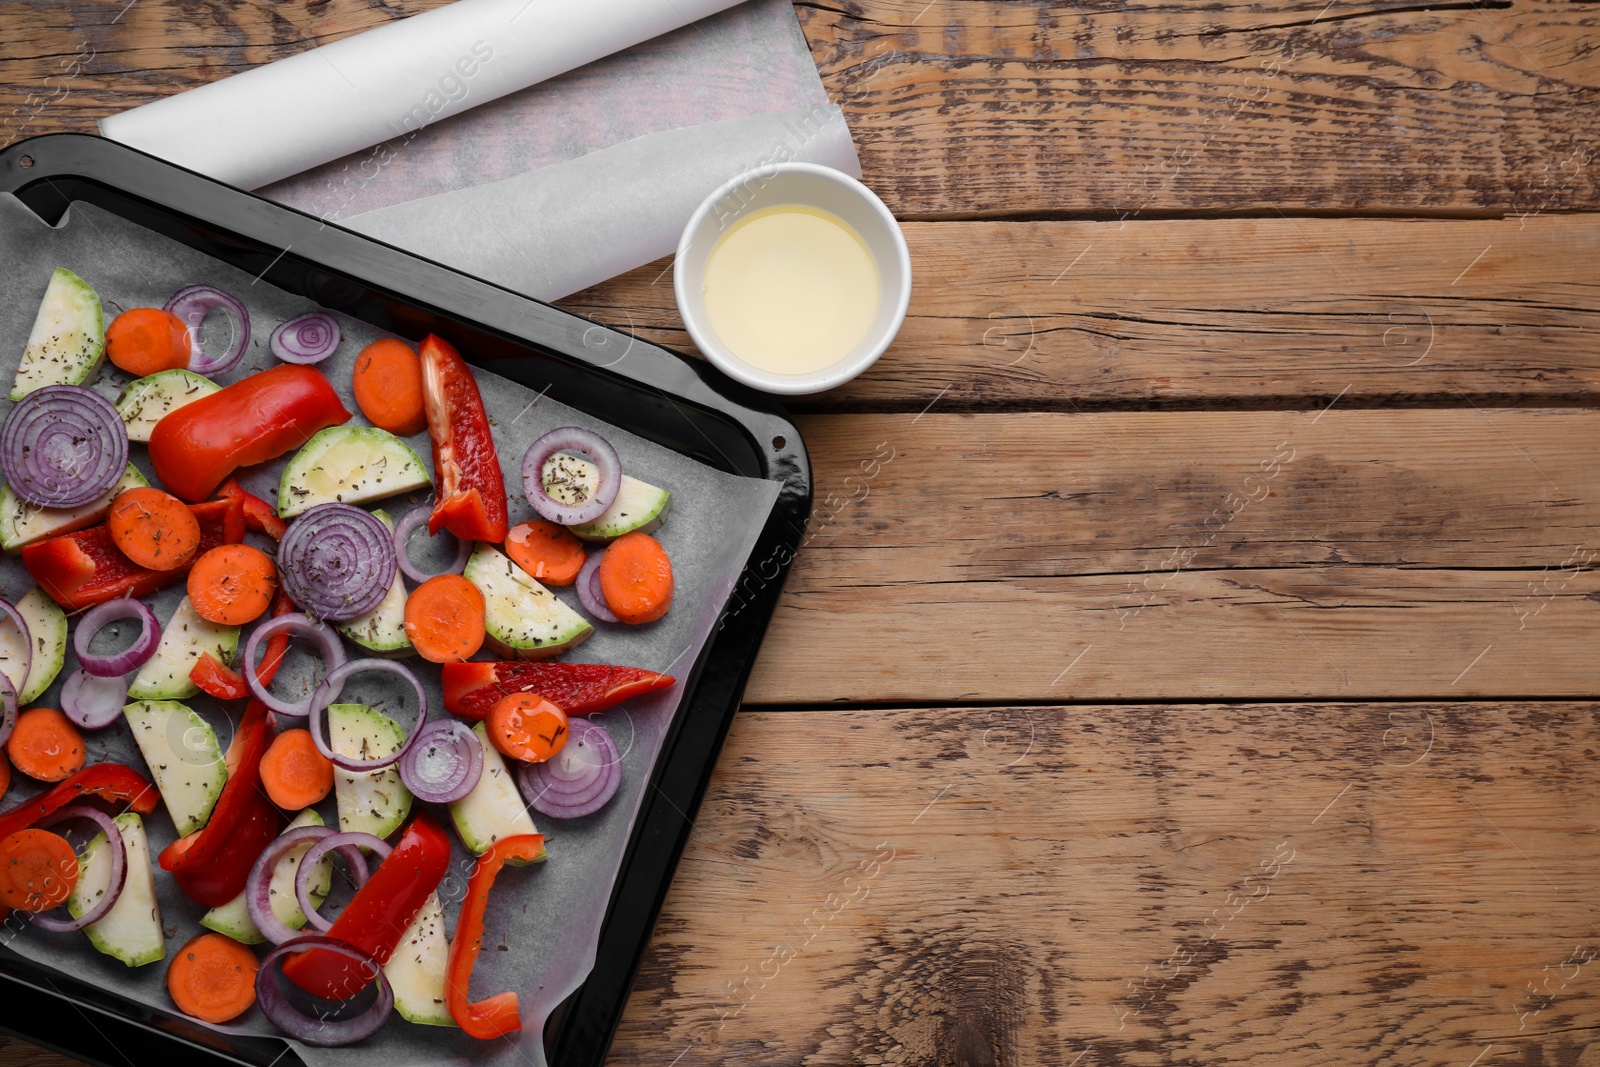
[148,363,351,502]
[188,590,294,700]
[0,763,158,842]
[282,812,451,1001]
[217,477,287,540]
[440,661,676,722]
[22,497,245,611]
[445,833,548,1038]
[159,699,281,907]
[420,334,507,543]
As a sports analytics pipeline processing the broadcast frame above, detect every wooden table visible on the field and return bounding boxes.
[5,0,1600,1063]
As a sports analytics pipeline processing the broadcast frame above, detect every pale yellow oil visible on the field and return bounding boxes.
[702,205,880,376]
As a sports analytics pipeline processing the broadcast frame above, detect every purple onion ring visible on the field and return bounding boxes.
[0,597,31,703]
[165,283,250,378]
[296,831,388,934]
[257,935,393,1047]
[72,597,160,678]
[392,505,471,585]
[522,426,622,526]
[245,825,368,945]
[0,385,129,509]
[269,312,341,365]
[243,612,347,717]
[32,805,126,932]
[61,669,128,730]
[279,504,397,621]
[575,550,618,623]
[309,659,426,771]
[518,717,622,820]
[398,719,483,804]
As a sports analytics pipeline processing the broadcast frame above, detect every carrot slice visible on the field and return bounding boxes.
[403,574,486,663]
[0,753,11,802]
[505,521,587,586]
[7,708,85,783]
[108,486,203,572]
[106,308,192,377]
[0,828,79,911]
[486,693,569,763]
[597,531,674,624]
[168,932,259,1023]
[259,729,334,810]
[187,544,278,626]
[351,338,427,437]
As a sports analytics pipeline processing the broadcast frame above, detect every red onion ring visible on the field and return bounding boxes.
[518,718,622,819]
[0,385,129,509]
[269,312,341,365]
[398,719,482,804]
[61,669,128,729]
[0,597,31,702]
[295,831,388,934]
[257,935,393,1047]
[392,505,471,585]
[575,550,618,623]
[280,504,397,621]
[522,426,622,526]
[243,612,347,717]
[246,825,369,945]
[165,283,250,377]
[32,805,126,932]
[309,659,426,771]
[72,597,160,677]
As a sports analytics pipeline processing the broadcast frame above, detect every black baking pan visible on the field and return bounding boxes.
[0,132,810,1067]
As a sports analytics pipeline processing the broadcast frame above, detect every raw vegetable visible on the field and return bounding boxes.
[0,597,30,702]
[73,597,161,678]
[505,520,586,585]
[0,763,158,843]
[402,574,485,663]
[449,722,539,855]
[281,831,375,944]
[123,700,226,836]
[566,473,672,541]
[61,669,129,730]
[445,833,548,1038]
[147,363,351,502]
[522,426,620,526]
[129,596,240,702]
[519,717,622,819]
[259,936,391,1046]
[308,660,425,772]
[67,812,164,966]
[114,369,218,443]
[187,544,277,625]
[597,531,674,624]
[7,707,85,782]
[0,755,9,801]
[420,334,507,542]
[9,267,104,402]
[463,544,593,660]
[351,338,427,437]
[10,588,65,704]
[105,308,191,377]
[575,549,618,623]
[277,425,431,519]
[0,385,129,510]
[392,505,470,585]
[397,719,481,804]
[385,892,456,1026]
[328,703,413,841]
[201,809,332,945]
[0,463,147,555]
[439,661,672,720]
[269,312,340,365]
[486,692,569,764]
[295,830,384,934]
[164,284,249,378]
[241,611,346,717]
[259,729,333,810]
[167,932,258,1023]
[216,478,286,540]
[0,827,78,910]
[277,503,396,621]
[30,806,124,931]
[108,486,201,571]
[337,509,413,656]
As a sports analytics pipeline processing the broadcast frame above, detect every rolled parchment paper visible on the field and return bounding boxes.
[99,0,747,190]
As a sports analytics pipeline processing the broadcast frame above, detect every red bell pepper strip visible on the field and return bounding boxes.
[159,699,281,907]
[0,763,158,842]
[444,833,548,1038]
[148,363,351,502]
[282,812,451,1000]
[420,334,507,543]
[188,589,294,700]
[217,477,287,539]
[22,497,245,611]
[440,661,676,722]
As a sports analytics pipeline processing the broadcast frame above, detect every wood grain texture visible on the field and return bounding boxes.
[560,212,1600,410]
[742,409,1600,703]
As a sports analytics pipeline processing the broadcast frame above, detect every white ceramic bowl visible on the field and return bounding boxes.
[674,162,912,396]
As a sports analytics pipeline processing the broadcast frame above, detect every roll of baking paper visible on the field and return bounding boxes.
[98,0,746,191]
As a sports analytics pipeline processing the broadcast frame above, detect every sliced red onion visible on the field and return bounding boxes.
[246,825,369,945]
[280,504,397,621]
[309,659,425,771]
[165,283,250,378]
[61,669,128,729]
[576,550,618,623]
[257,935,393,1047]
[518,718,621,819]
[296,831,388,934]
[0,598,30,702]
[72,597,160,678]
[243,612,347,717]
[392,505,471,585]
[398,719,482,804]
[269,312,340,365]
[522,426,621,526]
[0,385,129,509]
[32,805,126,932]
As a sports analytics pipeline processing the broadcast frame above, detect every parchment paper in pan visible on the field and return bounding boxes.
[0,194,780,1067]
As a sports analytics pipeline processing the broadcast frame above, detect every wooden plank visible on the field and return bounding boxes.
[560,213,1600,410]
[742,409,1600,703]
[610,702,1600,1063]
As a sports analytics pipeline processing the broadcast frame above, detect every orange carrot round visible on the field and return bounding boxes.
[486,693,569,763]
[0,828,79,911]
[259,729,334,810]
[0,753,11,803]
[351,338,426,437]
[597,532,674,624]
[187,544,278,625]
[403,574,486,663]
[106,308,192,377]
[168,932,259,1023]
[7,708,85,782]
[505,521,587,586]
[108,486,202,572]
